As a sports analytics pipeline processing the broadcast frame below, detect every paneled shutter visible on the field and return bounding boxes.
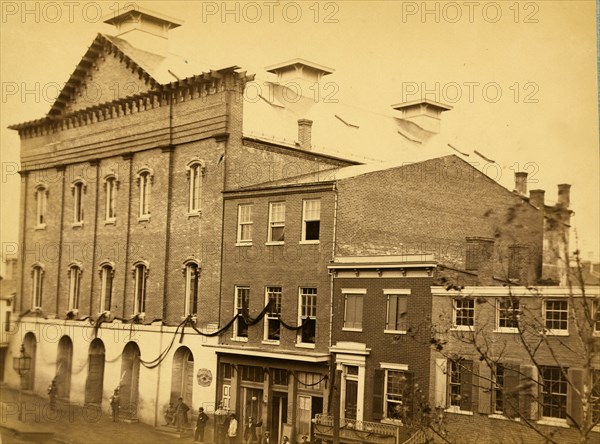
[503,364,521,419]
[478,361,492,415]
[566,368,584,427]
[372,369,385,420]
[519,365,539,420]
[434,359,447,409]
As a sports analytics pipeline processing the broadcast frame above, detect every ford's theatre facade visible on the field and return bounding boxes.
[5,6,597,444]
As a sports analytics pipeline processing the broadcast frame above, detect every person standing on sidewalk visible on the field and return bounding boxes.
[194,407,209,442]
[226,413,238,443]
[47,379,57,411]
[175,397,190,432]
[109,388,120,422]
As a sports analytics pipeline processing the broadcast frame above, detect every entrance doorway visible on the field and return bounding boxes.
[84,339,105,404]
[120,342,140,419]
[23,333,36,390]
[344,379,358,420]
[271,393,288,443]
[170,346,194,407]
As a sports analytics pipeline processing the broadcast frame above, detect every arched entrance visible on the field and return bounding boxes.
[84,339,105,405]
[170,346,194,408]
[55,336,73,399]
[22,333,36,390]
[120,342,140,419]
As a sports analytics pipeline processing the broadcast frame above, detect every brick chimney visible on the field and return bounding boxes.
[298,119,313,150]
[104,6,182,56]
[514,172,528,195]
[557,184,571,209]
[391,99,452,133]
[529,189,545,209]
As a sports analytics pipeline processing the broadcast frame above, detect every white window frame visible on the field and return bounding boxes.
[544,299,569,336]
[267,202,285,244]
[133,262,148,316]
[236,204,253,245]
[67,264,82,312]
[34,185,48,229]
[297,287,317,347]
[104,176,118,223]
[452,298,474,331]
[495,298,520,333]
[99,263,114,314]
[539,366,568,423]
[31,264,44,309]
[233,286,249,341]
[342,288,365,332]
[384,289,410,334]
[264,286,282,343]
[184,262,200,316]
[187,161,203,214]
[301,199,321,243]
[382,366,410,422]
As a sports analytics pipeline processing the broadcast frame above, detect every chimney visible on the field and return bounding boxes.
[298,119,313,150]
[104,7,182,56]
[529,189,545,209]
[391,99,452,133]
[514,172,528,195]
[557,184,571,209]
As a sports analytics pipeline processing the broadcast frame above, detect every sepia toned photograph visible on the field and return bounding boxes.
[0,1,599,443]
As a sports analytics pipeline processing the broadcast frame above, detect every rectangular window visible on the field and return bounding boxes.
[268,202,285,242]
[32,266,43,308]
[385,370,411,420]
[453,298,474,328]
[343,293,364,330]
[234,286,249,339]
[299,288,317,344]
[541,366,568,419]
[185,263,199,316]
[73,182,84,223]
[105,178,117,221]
[139,173,151,218]
[265,287,282,341]
[386,294,408,332]
[237,204,253,243]
[189,164,202,212]
[448,359,473,411]
[100,266,113,313]
[298,395,312,437]
[302,199,321,241]
[545,300,568,333]
[494,364,505,414]
[36,188,47,227]
[134,264,147,315]
[68,266,81,311]
[497,298,520,330]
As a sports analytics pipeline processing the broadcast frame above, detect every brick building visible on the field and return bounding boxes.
[5,6,596,444]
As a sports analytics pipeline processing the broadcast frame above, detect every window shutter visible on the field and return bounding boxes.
[478,361,492,415]
[372,369,385,420]
[404,372,415,419]
[519,365,539,420]
[566,368,584,427]
[460,360,473,411]
[434,359,448,408]
[503,364,521,419]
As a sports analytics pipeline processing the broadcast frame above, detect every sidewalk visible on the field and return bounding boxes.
[0,386,215,444]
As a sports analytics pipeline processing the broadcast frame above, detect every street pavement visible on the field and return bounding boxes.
[0,386,213,444]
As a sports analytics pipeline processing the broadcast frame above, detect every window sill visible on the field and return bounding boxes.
[450,326,474,332]
[295,342,316,349]
[342,327,363,332]
[186,211,201,218]
[445,407,473,416]
[105,219,116,225]
[384,330,407,335]
[543,329,569,337]
[488,414,520,421]
[493,328,519,334]
[299,240,320,245]
[72,222,84,228]
[265,241,284,246]
[262,340,280,345]
[537,418,569,428]
[34,224,46,230]
[231,337,248,342]
[138,216,150,222]
[235,242,253,247]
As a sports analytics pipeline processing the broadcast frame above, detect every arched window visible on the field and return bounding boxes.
[68,264,82,311]
[186,160,204,213]
[31,264,44,309]
[99,263,114,313]
[136,168,154,219]
[34,185,48,228]
[133,262,148,315]
[71,179,86,224]
[104,176,118,222]
[183,261,200,316]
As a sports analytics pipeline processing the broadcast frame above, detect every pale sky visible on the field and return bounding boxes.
[1,1,598,262]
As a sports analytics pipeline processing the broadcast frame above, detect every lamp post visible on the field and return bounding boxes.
[12,343,32,421]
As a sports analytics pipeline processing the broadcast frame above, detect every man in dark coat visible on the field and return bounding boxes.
[194,407,209,442]
[175,397,190,432]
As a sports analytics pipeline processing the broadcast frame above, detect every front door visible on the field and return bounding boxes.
[344,379,358,420]
[271,393,288,443]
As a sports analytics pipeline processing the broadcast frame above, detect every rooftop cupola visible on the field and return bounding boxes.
[391,99,452,134]
[103,7,183,56]
[265,59,334,84]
